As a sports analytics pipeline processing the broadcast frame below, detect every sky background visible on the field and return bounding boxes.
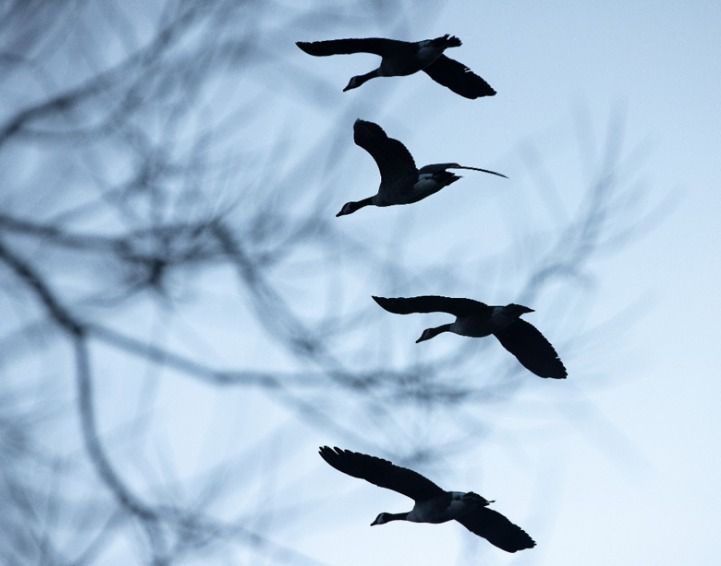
[289,2,721,564]
[2,1,720,565]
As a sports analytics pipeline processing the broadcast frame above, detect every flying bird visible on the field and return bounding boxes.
[319,446,535,553]
[337,120,506,216]
[296,34,495,99]
[373,295,567,379]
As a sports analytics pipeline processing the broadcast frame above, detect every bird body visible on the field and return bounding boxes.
[377,38,449,76]
[337,120,506,216]
[372,171,460,207]
[319,446,535,553]
[412,168,461,198]
[404,491,490,523]
[414,41,449,69]
[373,295,567,379]
[370,492,465,525]
[296,35,495,99]
[451,305,521,337]
[452,311,497,337]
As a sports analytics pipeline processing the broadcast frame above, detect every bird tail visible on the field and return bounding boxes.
[434,170,461,187]
[463,492,493,506]
[442,34,462,48]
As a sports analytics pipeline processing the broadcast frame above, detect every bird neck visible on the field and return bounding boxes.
[352,196,375,211]
[384,512,410,523]
[354,68,381,86]
[426,323,453,340]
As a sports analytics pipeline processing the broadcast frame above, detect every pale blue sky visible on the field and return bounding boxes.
[6,2,719,564]
[283,2,721,564]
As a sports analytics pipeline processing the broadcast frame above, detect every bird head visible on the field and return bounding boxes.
[336,201,360,217]
[416,328,435,343]
[343,76,363,92]
[503,303,534,319]
[416,326,447,343]
[371,512,392,526]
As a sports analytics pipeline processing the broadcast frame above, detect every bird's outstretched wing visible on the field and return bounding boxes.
[319,446,444,502]
[296,38,405,57]
[373,295,488,317]
[423,55,496,99]
[456,506,536,553]
[494,319,567,379]
[420,162,508,179]
[354,120,417,183]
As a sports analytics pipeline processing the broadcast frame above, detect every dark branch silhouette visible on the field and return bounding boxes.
[0,1,663,564]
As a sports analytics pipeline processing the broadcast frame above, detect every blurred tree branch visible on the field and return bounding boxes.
[0,1,663,564]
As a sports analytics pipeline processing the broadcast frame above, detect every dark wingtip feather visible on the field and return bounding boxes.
[534,358,567,379]
[468,85,497,99]
[354,118,382,131]
[510,538,537,552]
[540,351,568,379]
[468,87,496,99]
[319,445,342,465]
[549,366,568,379]
[373,295,409,315]
[353,119,387,143]
[354,118,371,129]
[503,536,536,553]
[296,41,336,57]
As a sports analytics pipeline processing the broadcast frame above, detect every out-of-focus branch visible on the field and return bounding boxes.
[0,238,83,336]
[0,2,203,147]
[1,229,327,564]
[0,1,663,563]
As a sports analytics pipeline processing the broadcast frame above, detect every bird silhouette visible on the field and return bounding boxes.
[319,446,536,553]
[373,295,567,379]
[296,35,495,99]
[337,120,506,216]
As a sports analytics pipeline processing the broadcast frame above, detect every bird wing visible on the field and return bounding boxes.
[422,55,496,99]
[420,162,508,179]
[296,38,405,57]
[456,506,536,553]
[354,120,417,184]
[319,446,444,502]
[373,295,488,317]
[493,319,567,378]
